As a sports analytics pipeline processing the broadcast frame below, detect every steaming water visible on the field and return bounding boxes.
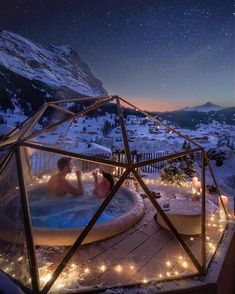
[5,183,134,229]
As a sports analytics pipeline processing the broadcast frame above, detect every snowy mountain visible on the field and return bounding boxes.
[0,30,108,113]
[181,102,224,112]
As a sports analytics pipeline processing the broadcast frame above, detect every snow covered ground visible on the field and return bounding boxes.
[1,108,234,200]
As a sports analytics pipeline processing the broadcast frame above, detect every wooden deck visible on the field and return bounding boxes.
[35,185,227,291]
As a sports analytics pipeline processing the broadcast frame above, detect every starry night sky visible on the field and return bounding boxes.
[0,0,234,111]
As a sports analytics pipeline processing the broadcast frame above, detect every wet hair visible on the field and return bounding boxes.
[57,157,71,171]
[102,171,114,190]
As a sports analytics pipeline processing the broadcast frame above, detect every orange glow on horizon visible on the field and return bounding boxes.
[124,96,185,112]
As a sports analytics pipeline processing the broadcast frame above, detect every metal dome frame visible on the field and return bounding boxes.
[0,95,228,293]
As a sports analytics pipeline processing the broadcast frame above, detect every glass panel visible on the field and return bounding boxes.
[21,146,126,290]
[27,100,128,165]
[118,99,199,165]
[0,153,32,288]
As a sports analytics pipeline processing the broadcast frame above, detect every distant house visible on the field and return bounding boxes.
[149,125,161,134]
[192,136,209,144]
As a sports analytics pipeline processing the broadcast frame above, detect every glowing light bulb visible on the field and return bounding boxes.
[158,274,163,278]
[178,255,183,260]
[182,261,188,269]
[190,237,194,241]
[166,272,171,277]
[166,261,171,267]
[115,264,122,273]
[130,265,134,270]
[84,268,90,274]
[174,271,178,275]
[100,265,106,272]
[42,273,52,283]
[17,256,23,262]
[143,278,148,283]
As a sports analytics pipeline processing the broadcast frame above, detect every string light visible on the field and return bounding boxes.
[17,256,23,262]
[182,261,188,269]
[115,264,122,273]
[166,261,171,267]
[100,265,106,272]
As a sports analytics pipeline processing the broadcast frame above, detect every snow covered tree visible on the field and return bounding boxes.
[160,161,186,186]
[206,148,226,167]
[102,120,112,136]
[178,140,196,177]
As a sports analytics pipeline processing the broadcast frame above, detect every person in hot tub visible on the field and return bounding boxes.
[48,157,84,197]
[92,163,114,198]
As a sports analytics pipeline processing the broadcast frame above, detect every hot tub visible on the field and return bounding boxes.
[1,182,144,246]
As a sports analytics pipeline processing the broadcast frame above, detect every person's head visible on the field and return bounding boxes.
[57,157,72,174]
[99,155,117,175]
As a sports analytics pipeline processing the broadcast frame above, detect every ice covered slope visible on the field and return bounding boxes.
[0,30,107,109]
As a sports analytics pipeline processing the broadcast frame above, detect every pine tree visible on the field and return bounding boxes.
[160,161,186,186]
[102,120,112,136]
[179,140,195,177]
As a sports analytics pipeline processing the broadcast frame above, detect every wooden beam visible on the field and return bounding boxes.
[201,150,206,272]
[116,97,132,164]
[133,147,202,168]
[22,141,127,168]
[23,96,114,142]
[15,146,40,293]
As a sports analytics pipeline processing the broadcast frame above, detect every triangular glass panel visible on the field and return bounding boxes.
[130,165,200,279]
[42,169,150,292]
[24,105,74,142]
[19,146,127,290]
[26,99,129,166]
[118,98,200,165]
[0,152,32,289]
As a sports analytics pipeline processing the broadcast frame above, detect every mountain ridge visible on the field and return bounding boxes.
[179,101,224,112]
[0,30,108,113]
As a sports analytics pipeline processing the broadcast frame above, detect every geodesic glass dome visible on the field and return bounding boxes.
[0,96,228,293]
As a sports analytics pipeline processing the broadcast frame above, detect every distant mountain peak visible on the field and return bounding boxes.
[181,101,223,112]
